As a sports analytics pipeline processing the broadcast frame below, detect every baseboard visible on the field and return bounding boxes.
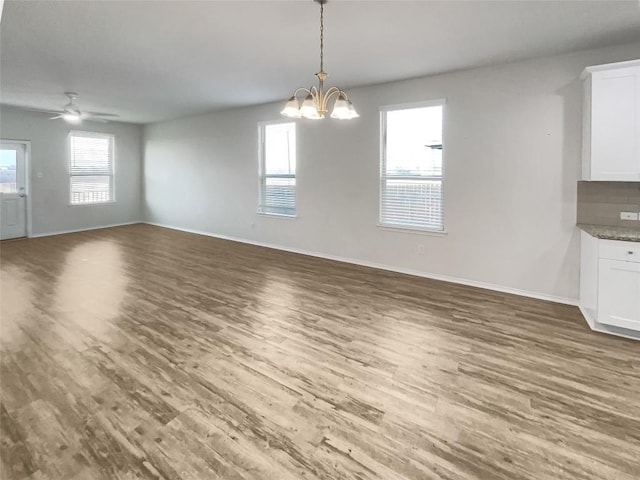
[578,305,596,329]
[145,221,579,307]
[29,221,142,238]
[579,305,640,341]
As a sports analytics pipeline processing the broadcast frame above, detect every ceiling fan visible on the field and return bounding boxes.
[45,92,118,124]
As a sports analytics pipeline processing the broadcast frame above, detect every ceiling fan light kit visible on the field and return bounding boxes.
[52,92,83,124]
[62,113,82,124]
[281,0,359,121]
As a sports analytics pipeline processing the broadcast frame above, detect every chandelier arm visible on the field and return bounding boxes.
[293,87,313,98]
[320,86,343,111]
[309,86,321,108]
[337,89,351,100]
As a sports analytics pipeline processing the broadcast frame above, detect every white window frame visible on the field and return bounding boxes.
[68,131,115,206]
[379,99,446,234]
[257,120,297,218]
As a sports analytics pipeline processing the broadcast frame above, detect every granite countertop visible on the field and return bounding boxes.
[578,224,640,242]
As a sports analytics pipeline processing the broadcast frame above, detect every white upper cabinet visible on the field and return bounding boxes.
[581,60,640,181]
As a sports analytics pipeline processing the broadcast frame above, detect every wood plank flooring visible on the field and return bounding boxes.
[1,223,639,479]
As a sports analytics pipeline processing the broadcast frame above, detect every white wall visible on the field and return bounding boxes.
[0,107,143,236]
[144,42,640,303]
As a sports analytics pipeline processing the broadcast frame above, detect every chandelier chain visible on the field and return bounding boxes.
[319,1,324,73]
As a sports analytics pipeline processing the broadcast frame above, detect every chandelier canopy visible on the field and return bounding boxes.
[281,0,359,120]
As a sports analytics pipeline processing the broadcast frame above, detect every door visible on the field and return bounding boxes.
[597,258,640,331]
[0,142,27,240]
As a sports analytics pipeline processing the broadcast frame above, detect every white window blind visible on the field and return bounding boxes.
[259,122,296,216]
[380,101,444,230]
[69,131,114,205]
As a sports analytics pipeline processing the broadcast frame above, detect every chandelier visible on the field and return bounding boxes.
[281,0,359,120]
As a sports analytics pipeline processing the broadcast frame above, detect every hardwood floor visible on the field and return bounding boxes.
[1,224,639,480]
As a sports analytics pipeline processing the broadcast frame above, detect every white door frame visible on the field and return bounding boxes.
[1,139,32,238]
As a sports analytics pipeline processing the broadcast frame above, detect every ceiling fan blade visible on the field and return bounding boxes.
[24,108,65,115]
[49,114,64,120]
[85,111,120,118]
[84,117,110,123]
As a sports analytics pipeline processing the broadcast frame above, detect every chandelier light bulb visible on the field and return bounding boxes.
[330,94,350,119]
[281,96,301,118]
[300,94,321,119]
[346,101,360,119]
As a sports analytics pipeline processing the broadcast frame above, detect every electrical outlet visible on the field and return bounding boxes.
[417,244,425,255]
[620,212,639,220]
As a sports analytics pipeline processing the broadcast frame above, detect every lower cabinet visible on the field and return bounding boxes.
[598,258,640,331]
[579,231,640,337]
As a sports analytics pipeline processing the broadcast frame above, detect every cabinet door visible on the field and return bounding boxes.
[597,258,640,331]
[590,66,640,181]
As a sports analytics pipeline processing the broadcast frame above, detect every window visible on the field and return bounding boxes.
[380,100,444,231]
[258,122,296,216]
[0,148,17,193]
[69,131,114,205]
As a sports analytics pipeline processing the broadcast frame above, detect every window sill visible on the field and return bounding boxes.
[256,211,297,220]
[377,223,448,236]
[68,201,116,207]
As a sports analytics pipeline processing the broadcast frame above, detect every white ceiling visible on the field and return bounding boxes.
[1,0,640,124]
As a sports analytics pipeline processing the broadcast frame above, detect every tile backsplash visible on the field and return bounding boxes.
[577,181,640,227]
